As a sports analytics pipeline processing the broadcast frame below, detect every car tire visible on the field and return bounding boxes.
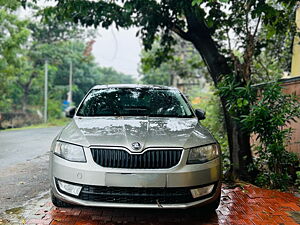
[206,194,221,212]
[51,191,73,207]
[189,194,221,216]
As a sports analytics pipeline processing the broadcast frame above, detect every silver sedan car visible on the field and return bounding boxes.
[49,84,222,209]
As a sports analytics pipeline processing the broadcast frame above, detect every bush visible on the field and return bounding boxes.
[241,83,300,190]
[295,171,300,192]
[48,99,63,120]
[217,74,300,189]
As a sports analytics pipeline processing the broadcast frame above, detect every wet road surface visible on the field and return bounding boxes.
[0,127,62,170]
[0,127,63,213]
[2,184,300,225]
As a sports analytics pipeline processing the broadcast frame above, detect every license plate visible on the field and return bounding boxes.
[105,173,166,187]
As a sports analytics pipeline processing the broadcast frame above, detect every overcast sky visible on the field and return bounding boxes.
[92,27,142,79]
[19,1,142,79]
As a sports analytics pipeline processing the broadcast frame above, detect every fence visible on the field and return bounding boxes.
[280,77,300,158]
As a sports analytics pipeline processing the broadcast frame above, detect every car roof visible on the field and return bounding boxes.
[91,84,177,90]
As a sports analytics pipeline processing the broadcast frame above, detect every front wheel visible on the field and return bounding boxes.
[51,191,73,207]
[189,194,221,216]
[206,194,221,211]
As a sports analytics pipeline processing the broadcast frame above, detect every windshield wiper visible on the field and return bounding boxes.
[148,114,193,118]
[123,106,149,111]
[124,108,148,111]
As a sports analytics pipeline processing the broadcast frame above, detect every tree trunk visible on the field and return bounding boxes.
[224,110,253,180]
[22,87,29,113]
[17,72,37,113]
[182,9,253,180]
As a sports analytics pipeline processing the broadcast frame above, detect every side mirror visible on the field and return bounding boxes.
[65,106,76,118]
[184,94,190,101]
[195,109,206,120]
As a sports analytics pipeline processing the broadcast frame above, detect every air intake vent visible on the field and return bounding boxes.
[90,148,182,169]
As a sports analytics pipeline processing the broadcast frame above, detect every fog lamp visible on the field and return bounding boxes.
[57,180,82,196]
[190,184,214,198]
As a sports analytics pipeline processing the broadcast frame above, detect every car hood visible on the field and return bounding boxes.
[59,117,216,150]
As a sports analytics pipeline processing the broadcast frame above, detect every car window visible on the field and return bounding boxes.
[76,88,193,118]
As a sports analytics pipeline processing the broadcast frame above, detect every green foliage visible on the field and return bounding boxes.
[28,14,94,44]
[188,87,230,173]
[241,83,300,190]
[140,64,172,86]
[96,67,135,84]
[72,62,136,106]
[217,75,256,119]
[0,3,136,126]
[140,36,208,85]
[218,76,300,189]
[4,3,99,114]
[26,0,297,60]
[48,99,62,119]
[18,39,136,112]
[0,0,20,10]
[252,29,293,83]
[295,171,300,192]
[0,5,30,112]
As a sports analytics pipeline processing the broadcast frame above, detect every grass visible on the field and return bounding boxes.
[1,118,70,131]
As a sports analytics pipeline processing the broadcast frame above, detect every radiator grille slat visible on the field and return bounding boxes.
[91,148,182,169]
[78,185,195,204]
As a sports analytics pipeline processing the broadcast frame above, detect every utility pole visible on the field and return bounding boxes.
[67,61,73,105]
[44,60,48,123]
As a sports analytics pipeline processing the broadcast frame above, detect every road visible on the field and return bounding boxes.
[0,127,63,214]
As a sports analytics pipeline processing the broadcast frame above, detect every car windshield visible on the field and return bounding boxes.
[76,88,194,117]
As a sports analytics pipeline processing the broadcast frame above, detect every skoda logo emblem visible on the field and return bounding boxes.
[131,142,141,151]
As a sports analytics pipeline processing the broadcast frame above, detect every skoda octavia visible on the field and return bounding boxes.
[49,84,222,209]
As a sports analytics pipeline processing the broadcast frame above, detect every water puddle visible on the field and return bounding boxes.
[5,207,23,215]
[0,207,25,224]
[289,211,300,224]
[0,191,49,224]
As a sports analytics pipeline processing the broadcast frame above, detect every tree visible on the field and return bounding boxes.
[95,67,136,85]
[52,41,136,106]
[11,37,136,115]
[0,1,137,127]
[252,27,293,83]
[20,0,298,180]
[140,36,208,86]
[241,83,300,189]
[12,5,94,112]
[0,2,30,112]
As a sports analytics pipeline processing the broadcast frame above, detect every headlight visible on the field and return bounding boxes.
[187,144,219,164]
[54,142,86,162]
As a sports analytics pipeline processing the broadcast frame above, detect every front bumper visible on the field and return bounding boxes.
[50,147,222,208]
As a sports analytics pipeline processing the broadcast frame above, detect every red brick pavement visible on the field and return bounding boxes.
[24,185,300,225]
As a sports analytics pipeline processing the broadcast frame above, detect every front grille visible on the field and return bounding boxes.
[90,148,182,169]
[78,185,194,204]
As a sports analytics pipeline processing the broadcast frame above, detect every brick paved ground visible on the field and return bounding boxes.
[1,184,299,225]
